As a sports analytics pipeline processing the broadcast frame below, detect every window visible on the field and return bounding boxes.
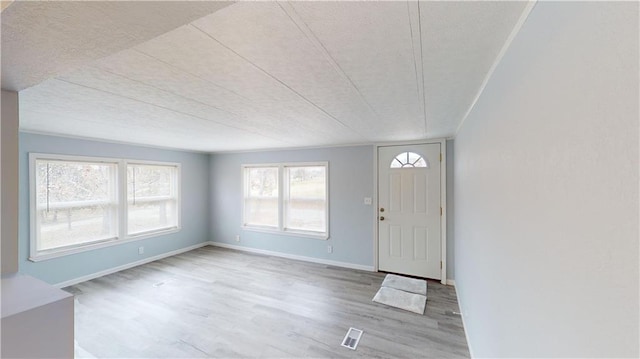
[243,162,328,238]
[30,154,181,261]
[390,152,428,168]
[127,164,179,236]
[243,166,279,228]
[33,158,118,252]
[284,166,326,233]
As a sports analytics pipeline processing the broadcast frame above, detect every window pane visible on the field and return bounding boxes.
[390,152,428,168]
[35,160,117,251]
[407,152,421,165]
[244,198,279,227]
[127,164,178,235]
[285,166,326,233]
[414,157,427,167]
[38,206,117,250]
[244,167,278,227]
[128,200,177,235]
[390,159,403,168]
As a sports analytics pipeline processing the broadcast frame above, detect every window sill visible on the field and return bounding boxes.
[29,227,180,262]
[242,225,329,240]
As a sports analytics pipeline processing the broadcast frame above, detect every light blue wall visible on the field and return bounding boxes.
[209,145,375,267]
[19,133,210,285]
[19,135,451,282]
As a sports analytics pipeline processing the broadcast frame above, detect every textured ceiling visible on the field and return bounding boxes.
[1,1,232,91]
[5,1,529,152]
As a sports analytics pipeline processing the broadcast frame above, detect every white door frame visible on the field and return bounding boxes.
[373,138,447,284]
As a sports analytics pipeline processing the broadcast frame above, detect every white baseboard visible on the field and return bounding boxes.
[53,242,210,288]
[454,282,475,358]
[460,310,474,358]
[207,241,375,272]
[446,279,456,286]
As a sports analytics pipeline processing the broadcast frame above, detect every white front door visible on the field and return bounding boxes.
[378,144,441,279]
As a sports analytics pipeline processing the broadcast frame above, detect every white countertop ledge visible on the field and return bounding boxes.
[1,273,72,318]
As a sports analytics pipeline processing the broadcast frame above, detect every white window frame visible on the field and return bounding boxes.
[125,160,181,238]
[29,153,181,262]
[242,162,329,240]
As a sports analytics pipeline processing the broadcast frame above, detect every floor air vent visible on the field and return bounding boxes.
[341,328,363,350]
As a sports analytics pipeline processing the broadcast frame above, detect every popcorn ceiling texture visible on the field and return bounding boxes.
[1,1,231,92]
[11,2,527,152]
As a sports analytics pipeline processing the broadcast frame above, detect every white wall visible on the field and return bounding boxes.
[446,140,455,280]
[2,90,19,274]
[454,2,638,357]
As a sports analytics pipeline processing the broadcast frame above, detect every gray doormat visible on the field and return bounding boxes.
[380,273,427,295]
[372,274,427,314]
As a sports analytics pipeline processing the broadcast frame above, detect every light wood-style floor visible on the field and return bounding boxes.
[65,246,469,358]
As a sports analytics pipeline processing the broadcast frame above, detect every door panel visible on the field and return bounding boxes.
[378,144,441,279]
[389,225,402,257]
[414,174,427,213]
[389,173,402,212]
[413,227,427,260]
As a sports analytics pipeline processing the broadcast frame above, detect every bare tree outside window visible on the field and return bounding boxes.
[35,160,118,251]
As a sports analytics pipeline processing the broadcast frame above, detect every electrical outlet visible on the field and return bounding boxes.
[363,197,372,205]
[235,235,240,242]
[327,245,333,253]
[138,246,144,255]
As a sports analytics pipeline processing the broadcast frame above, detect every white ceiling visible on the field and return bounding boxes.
[1,1,232,91]
[3,1,529,152]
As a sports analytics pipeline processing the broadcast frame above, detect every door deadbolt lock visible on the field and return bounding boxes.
[380,208,385,212]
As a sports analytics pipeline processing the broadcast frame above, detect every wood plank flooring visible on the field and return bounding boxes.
[65,246,469,358]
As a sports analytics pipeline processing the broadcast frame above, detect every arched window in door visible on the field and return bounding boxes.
[390,152,429,168]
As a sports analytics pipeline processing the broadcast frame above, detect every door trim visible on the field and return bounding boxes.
[373,138,447,284]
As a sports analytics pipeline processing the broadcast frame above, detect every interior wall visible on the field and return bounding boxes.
[1,90,19,274]
[18,132,211,285]
[445,139,454,281]
[454,2,638,357]
[209,145,375,268]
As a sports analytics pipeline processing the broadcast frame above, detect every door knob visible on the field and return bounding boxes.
[380,216,385,221]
